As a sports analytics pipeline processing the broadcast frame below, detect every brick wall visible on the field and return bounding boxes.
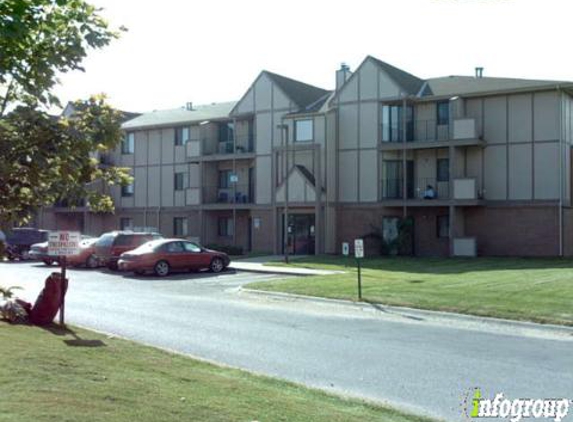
[464,206,559,256]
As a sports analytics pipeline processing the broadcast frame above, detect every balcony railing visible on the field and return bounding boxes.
[202,184,254,204]
[381,119,450,143]
[188,135,254,158]
[381,118,479,145]
[381,178,450,200]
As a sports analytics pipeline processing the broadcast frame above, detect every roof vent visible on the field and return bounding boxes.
[185,102,193,110]
[475,67,484,78]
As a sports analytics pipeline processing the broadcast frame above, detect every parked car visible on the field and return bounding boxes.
[95,231,162,270]
[118,239,230,276]
[30,236,99,268]
[5,228,50,261]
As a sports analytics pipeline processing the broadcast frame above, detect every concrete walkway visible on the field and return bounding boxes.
[230,255,344,276]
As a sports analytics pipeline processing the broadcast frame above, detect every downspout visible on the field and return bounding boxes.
[558,85,564,256]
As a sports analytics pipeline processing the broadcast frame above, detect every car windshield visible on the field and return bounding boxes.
[96,233,115,247]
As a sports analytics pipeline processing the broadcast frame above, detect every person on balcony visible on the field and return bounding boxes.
[424,185,436,199]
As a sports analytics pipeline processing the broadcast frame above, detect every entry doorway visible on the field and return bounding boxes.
[282,214,315,255]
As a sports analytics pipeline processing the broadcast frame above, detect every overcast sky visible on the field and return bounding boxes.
[53,0,573,113]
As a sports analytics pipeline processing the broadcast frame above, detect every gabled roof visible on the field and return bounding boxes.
[367,56,425,96]
[122,101,236,130]
[424,75,572,97]
[263,71,330,111]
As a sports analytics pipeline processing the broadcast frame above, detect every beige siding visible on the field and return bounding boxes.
[359,102,378,148]
[534,92,559,141]
[339,104,358,149]
[134,167,147,207]
[339,151,357,202]
[484,145,507,199]
[484,97,507,144]
[255,156,272,204]
[359,60,378,101]
[148,130,161,165]
[161,128,174,164]
[378,69,401,98]
[508,144,532,199]
[237,88,254,114]
[160,165,174,206]
[359,150,377,202]
[256,114,272,155]
[534,142,559,199]
[134,131,148,165]
[255,74,272,111]
[508,94,532,143]
[466,98,483,138]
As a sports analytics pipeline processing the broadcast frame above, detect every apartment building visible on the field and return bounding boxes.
[39,56,573,257]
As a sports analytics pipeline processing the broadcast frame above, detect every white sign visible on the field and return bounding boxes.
[354,239,364,258]
[48,231,81,256]
[342,242,349,256]
[230,174,239,183]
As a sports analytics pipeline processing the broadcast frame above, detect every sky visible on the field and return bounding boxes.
[54,0,573,113]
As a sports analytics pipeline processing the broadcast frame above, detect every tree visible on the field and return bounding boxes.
[0,0,131,226]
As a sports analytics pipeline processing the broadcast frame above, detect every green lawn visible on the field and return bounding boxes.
[0,323,432,422]
[250,256,573,326]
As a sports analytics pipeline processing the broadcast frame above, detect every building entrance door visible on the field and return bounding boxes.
[283,214,315,255]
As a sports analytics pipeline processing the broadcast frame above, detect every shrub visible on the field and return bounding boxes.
[205,244,243,256]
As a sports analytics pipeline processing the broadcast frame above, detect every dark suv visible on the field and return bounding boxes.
[5,228,50,261]
[95,231,162,270]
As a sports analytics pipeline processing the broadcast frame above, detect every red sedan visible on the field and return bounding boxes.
[117,239,230,276]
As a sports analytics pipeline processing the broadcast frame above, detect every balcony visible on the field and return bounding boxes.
[379,118,484,150]
[202,184,254,206]
[187,135,255,161]
[380,177,483,206]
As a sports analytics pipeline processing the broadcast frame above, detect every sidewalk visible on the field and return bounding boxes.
[230,255,344,276]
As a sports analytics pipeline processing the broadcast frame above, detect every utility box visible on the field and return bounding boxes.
[453,237,477,257]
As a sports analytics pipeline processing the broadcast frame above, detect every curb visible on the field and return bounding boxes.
[229,265,342,277]
[240,288,573,338]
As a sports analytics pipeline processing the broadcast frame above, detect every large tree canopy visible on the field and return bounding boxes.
[0,0,131,225]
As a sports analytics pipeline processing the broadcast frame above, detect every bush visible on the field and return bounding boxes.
[205,244,243,256]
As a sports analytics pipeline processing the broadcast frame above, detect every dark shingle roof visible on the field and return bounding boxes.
[368,56,425,95]
[424,75,571,97]
[263,71,330,110]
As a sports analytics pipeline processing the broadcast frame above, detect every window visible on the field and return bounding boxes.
[218,217,234,237]
[437,101,449,126]
[174,172,186,191]
[165,241,184,253]
[437,158,450,182]
[173,217,188,237]
[121,183,134,197]
[218,170,231,188]
[122,133,135,154]
[381,105,414,142]
[183,242,201,253]
[175,127,190,146]
[437,215,449,238]
[119,218,133,231]
[295,119,313,142]
[218,122,234,143]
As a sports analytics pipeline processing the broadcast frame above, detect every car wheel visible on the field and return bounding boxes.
[107,262,118,271]
[42,259,53,266]
[210,257,224,273]
[154,260,170,277]
[20,249,30,261]
[86,254,98,269]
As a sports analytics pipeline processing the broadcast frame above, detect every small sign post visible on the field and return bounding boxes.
[48,231,80,326]
[342,242,349,267]
[354,239,364,300]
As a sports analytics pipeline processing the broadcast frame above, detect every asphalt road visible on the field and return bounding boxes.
[2,262,572,421]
